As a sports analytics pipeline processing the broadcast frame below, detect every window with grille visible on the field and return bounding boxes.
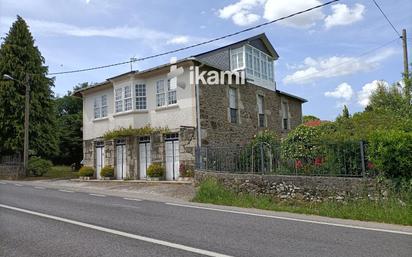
[135,84,147,110]
[167,79,177,105]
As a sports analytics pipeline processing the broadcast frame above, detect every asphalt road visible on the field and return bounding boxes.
[0,181,411,257]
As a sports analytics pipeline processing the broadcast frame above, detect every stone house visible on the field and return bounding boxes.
[74,33,306,180]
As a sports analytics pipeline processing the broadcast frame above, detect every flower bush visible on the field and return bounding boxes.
[78,166,94,177]
[147,163,164,178]
[100,165,114,178]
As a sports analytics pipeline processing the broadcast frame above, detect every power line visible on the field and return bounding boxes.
[371,0,401,38]
[48,0,340,76]
[285,37,399,83]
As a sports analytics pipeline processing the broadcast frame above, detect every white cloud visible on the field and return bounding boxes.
[325,3,365,29]
[166,36,189,45]
[0,17,200,46]
[263,0,325,28]
[283,48,397,84]
[357,80,389,107]
[232,11,261,26]
[217,0,264,26]
[325,82,354,101]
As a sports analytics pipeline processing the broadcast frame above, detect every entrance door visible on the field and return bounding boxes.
[116,140,126,180]
[165,133,179,180]
[139,137,151,180]
[95,143,105,179]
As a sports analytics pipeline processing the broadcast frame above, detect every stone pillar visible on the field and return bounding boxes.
[104,140,115,167]
[179,127,196,171]
[126,136,138,179]
[83,140,94,167]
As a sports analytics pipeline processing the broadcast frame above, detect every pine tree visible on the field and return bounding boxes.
[342,105,350,119]
[0,16,58,157]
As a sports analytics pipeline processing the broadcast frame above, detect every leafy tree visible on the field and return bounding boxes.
[0,16,58,157]
[52,88,83,165]
[303,115,320,123]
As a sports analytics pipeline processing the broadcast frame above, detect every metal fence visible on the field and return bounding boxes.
[196,141,375,177]
[0,154,22,165]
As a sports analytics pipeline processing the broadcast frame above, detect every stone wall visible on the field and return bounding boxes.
[195,171,387,202]
[199,79,303,147]
[0,165,25,179]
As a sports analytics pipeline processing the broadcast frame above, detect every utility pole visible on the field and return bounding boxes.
[402,29,409,80]
[23,74,30,176]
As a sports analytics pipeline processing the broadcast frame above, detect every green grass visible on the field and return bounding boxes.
[24,165,79,180]
[193,178,412,225]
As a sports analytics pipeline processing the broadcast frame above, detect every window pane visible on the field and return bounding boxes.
[115,88,122,100]
[168,90,177,105]
[156,80,164,93]
[238,52,244,68]
[257,95,264,114]
[94,107,100,119]
[135,84,146,96]
[156,93,165,107]
[259,114,265,128]
[230,108,237,123]
[115,100,123,113]
[136,97,147,110]
[101,106,108,117]
[124,86,131,98]
[229,88,237,108]
[101,95,107,107]
[125,98,132,111]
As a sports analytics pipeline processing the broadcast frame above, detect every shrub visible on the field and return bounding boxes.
[78,166,95,177]
[28,156,52,176]
[147,163,164,177]
[100,166,114,178]
[368,130,412,179]
[179,163,194,177]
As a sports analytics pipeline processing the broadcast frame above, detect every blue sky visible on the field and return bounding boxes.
[0,0,411,120]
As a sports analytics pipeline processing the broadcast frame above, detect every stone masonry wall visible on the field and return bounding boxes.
[0,165,25,179]
[199,79,303,147]
[195,171,388,202]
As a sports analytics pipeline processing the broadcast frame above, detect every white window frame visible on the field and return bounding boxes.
[94,95,108,119]
[245,44,274,83]
[156,79,177,108]
[124,85,132,111]
[230,46,245,71]
[135,84,147,110]
[229,87,238,124]
[282,101,289,130]
[257,95,265,127]
[115,88,123,113]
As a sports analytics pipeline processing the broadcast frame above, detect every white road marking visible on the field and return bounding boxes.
[123,198,142,202]
[0,204,232,257]
[165,203,412,236]
[58,190,74,193]
[34,187,45,190]
[89,193,106,197]
[14,184,23,187]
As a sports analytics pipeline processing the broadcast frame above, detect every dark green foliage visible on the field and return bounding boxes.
[147,163,164,177]
[52,92,83,165]
[302,115,320,123]
[368,130,412,179]
[78,166,94,177]
[100,166,114,178]
[28,156,52,176]
[0,16,58,157]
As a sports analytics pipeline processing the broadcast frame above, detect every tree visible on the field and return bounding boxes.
[52,87,83,165]
[303,115,320,123]
[0,16,58,157]
[341,105,350,119]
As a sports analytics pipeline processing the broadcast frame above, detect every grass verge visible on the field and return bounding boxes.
[192,178,412,225]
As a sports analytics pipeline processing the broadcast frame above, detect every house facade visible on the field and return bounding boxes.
[75,33,306,180]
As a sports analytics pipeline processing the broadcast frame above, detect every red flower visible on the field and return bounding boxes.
[314,157,323,166]
[295,160,303,169]
[367,161,375,170]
